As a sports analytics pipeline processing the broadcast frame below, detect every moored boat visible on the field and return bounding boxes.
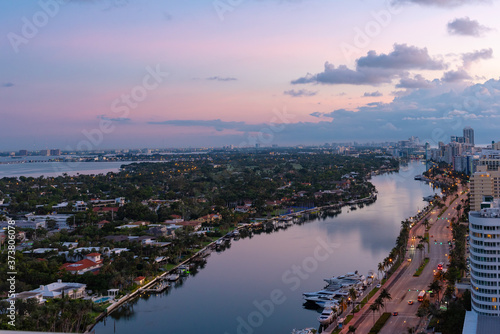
[318,307,335,325]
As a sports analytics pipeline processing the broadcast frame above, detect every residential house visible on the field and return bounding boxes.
[11,280,87,304]
[116,221,150,229]
[104,235,129,243]
[97,220,111,229]
[93,207,119,214]
[61,253,103,275]
[178,221,202,231]
[62,242,78,249]
[196,213,222,223]
[235,206,250,213]
[73,201,87,212]
[32,280,86,299]
[134,276,146,285]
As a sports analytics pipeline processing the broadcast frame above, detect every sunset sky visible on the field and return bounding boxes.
[1,0,500,150]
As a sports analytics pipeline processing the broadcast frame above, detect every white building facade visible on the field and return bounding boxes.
[469,205,500,316]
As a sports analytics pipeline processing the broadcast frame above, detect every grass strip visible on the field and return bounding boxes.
[414,257,430,277]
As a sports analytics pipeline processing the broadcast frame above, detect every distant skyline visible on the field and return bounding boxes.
[1,0,500,150]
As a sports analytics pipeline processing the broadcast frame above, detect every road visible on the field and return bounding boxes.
[340,186,468,334]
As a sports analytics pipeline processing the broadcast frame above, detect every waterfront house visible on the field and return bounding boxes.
[134,276,146,285]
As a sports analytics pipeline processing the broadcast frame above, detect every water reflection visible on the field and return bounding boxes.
[94,161,434,334]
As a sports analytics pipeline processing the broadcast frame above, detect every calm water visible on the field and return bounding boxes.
[0,159,130,178]
[93,161,435,334]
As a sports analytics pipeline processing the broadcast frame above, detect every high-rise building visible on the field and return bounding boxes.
[18,150,28,156]
[470,147,500,211]
[464,127,475,146]
[469,202,500,316]
[50,149,61,156]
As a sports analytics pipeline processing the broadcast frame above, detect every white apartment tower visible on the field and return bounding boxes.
[469,203,500,316]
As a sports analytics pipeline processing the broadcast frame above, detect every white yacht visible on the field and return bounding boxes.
[318,307,335,325]
[304,295,334,304]
[324,272,365,286]
[322,300,340,310]
[303,289,339,298]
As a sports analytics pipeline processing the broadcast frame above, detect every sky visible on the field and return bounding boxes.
[1,0,500,150]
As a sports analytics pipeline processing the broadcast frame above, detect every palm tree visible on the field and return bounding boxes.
[368,303,379,325]
[378,262,384,281]
[339,297,346,313]
[374,297,384,315]
[348,325,357,333]
[349,287,357,315]
[423,218,430,230]
[416,243,425,263]
[369,303,379,324]
[379,288,392,312]
[429,280,442,304]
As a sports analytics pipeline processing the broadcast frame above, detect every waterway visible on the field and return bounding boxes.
[94,160,436,334]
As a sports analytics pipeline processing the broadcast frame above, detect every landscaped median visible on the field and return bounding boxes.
[368,312,391,334]
[413,257,429,277]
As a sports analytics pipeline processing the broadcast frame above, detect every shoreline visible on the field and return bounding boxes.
[87,191,379,333]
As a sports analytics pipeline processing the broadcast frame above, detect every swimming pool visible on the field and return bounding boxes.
[94,296,113,303]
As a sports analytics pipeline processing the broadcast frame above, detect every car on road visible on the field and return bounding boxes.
[408,300,414,305]
[392,312,398,316]
[376,284,381,288]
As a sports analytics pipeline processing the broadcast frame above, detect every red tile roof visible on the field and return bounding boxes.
[62,259,101,273]
[86,253,101,257]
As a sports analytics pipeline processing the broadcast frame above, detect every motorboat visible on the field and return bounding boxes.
[303,289,339,298]
[304,295,334,304]
[166,274,179,281]
[324,272,365,286]
[322,300,340,310]
[318,307,335,325]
